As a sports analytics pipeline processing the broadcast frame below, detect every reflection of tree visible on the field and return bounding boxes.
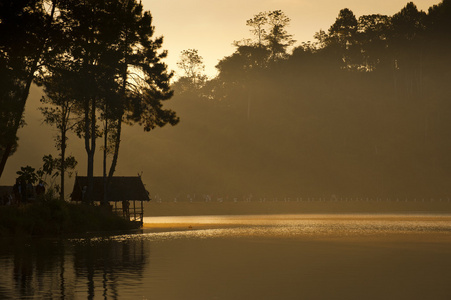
[0,239,75,299]
[13,245,33,295]
[72,237,149,299]
[0,236,149,299]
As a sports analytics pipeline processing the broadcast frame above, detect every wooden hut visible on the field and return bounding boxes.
[71,176,150,223]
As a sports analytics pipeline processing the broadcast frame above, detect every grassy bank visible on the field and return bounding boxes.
[0,200,140,237]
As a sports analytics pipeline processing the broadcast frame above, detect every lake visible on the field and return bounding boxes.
[1,214,451,299]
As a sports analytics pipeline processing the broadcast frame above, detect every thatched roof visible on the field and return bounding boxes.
[71,176,150,202]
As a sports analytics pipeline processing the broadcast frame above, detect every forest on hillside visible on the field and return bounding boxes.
[167,1,451,197]
[1,1,451,200]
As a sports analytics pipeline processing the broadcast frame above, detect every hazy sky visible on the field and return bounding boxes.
[143,0,441,77]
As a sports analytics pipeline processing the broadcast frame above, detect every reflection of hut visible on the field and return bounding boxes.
[71,176,150,223]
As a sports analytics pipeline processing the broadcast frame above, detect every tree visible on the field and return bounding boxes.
[244,10,295,60]
[103,0,179,203]
[49,0,178,203]
[265,10,296,59]
[328,8,359,68]
[176,49,206,88]
[215,10,295,85]
[54,0,126,202]
[391,2,426,42]
[246,12,268,46]
[329,8,358,38]
[216,45,270,81]
[425,0,451,74]
[0,0,60,178]
[39,66,79,201]
[390,2,426,98]
[16,166,39,186]
[357,14,391,71]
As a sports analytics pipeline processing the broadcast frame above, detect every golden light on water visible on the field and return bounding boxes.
[142,214,451,240]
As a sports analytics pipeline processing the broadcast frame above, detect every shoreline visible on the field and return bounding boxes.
[0,200,140,237]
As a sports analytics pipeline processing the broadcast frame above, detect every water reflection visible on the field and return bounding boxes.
[0,214,450,299]
[0,234,149,299]
[71,235,149,299]
[0,238,68,299]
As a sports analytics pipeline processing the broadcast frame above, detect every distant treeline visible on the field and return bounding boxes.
[168,1,451,197]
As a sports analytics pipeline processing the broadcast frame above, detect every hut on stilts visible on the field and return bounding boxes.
[71,176,150,224]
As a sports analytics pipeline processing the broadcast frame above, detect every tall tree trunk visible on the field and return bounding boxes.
[107,26,128,186]
[60,125,66,201]
[84,102,91,203]
[0,144,13,180]
[86,98,96,203]
[84,97,96,203]
[0,76,35,179]
[103,115,108,205]
[108,118,122,180]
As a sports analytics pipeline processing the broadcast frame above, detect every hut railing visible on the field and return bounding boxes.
[112,200,144,224]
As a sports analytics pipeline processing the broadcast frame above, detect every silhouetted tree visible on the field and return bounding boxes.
[0,0,60,178]
[242,10,295,60]
[39,67,79,201]
[104,0,178,199]
[328,8,360,68]
[176,49,207,89]
[55,0,123,202]
[216,45,270,80]
[176,2,451,197]
[390,2,427,98]
[424,0,451,79]
[265,10,296,60]
[50,0,177,202]
[246,12,268,46]
[356,14,391,71]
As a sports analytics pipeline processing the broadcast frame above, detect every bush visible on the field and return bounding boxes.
[0,197,140,237]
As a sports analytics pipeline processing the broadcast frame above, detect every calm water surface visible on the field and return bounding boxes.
[1,214,451,299]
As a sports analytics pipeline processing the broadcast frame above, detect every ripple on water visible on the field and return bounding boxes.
[135,214,451,241]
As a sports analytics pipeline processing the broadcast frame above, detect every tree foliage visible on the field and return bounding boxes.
[39,66,79,200]
[176,49,206,88]
[1,0,178,202]
[168,2,451,197]
[0,0,60,178]
[243,10,295,60]
[47,0,178,202]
